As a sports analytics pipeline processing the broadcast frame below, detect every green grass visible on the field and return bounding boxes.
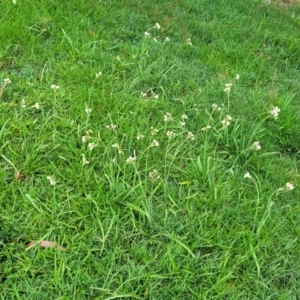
[1,0,300,298]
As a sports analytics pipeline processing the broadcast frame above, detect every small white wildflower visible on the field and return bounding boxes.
[251,141,261,151]
[116,55,120,61]
[221,120,230,128]
[86,129,93,135]
[166,130,175,139]
[212,103,219,110]
[20,99,26,108]
[95,71,102,78]
[243,172,252,179]
[151,127,159,135]
[149,169,161,182]
[47,175,56,185]
[150,139,159,147]
[3,78,11,84]
[154,23,161,29]
[186,38,192,46]
[105,123,117,131]
[112,143,120,148]
[187,132,195,140]
[85,106,92,114]
[153,37,158,43]
[164,112,172,122]
[141,91,148,98]
[201,125,211,131]
[179,121,186,127]
[269,106,280,119]
[285,182,294,191]
[236,74,240,81]
[126,151,136,164]
[31,102,40,109]
[165,37,170,42]
[224,83,233,93]
[88,142,97,151]
[51,84,59,91]
[82,154,90,165]
[225,115,233,121]
[82,135,90,143]
[137,133,144,140]
[144,31,151,38]
[182,114,188,120]
[150,90,159,99]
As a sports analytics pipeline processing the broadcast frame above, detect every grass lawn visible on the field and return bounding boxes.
[1,0,300,298]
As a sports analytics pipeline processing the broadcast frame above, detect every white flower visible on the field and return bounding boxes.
[47,176,56,185]
[164,112,172,122]
[151,127,159,135]
[88,142,97,151]
[3,78,11,84]
[95,71,102,78]
[126,151,136,164]
[141,91,148,98]
[186,38,192,46]
[187,132,195,140]
[224,83,233,93]
[222,115,233,128]
[201,125,211,131]
[154,23,161,29]
[221,120,230,128]
[85,106,92,114]
[150,139,159,147]
[105,123,117,131]
[82,154,90,165]
[251,141,261,151]
[285,182,294,190]
[116,55,120,61]
[153,37,158,43]
[149,169,161,182]
[51,84,59,91]
[166,130,175,139]
[236,74,240,81]
[144,31,151,38]
[150,90,159,99]
[20,99,26,108]
[212,103,219,110]
[182,114,188,120]
[165,37,170,42]
[269,106,280,119]
[137,133,144,140]
[86,129,93,135]
[179,121,186,127]
[82,135,90,143]
[31,102,40,109]
[243,172,252,179]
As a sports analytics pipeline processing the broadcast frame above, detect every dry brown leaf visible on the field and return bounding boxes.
[15,171,21,181]
[26,240,66,250]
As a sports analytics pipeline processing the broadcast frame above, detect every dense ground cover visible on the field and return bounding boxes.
[1,0,300,298]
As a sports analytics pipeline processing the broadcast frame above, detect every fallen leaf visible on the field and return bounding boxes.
[26,240,66,250]
[15,171,21,181]
[89,29,97,37]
